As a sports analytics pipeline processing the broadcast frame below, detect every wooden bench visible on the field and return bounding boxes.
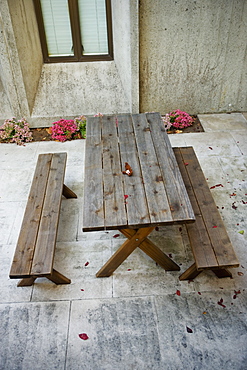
[173,147,239,280]
[9,152,77,287]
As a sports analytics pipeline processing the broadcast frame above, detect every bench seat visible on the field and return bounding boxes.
[173,147,239,280]
[9,152,77,286]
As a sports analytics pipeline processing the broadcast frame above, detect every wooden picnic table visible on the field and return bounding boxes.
[83,112,195,277]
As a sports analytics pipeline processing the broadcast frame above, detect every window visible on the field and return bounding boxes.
[33,0,113,62]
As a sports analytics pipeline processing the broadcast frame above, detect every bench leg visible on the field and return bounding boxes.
[63,184,77,199]
[17,276,37,287]
[121,229,180,271]
[213,268,232,278]
[47,269,71,284]
[179,263,202,281]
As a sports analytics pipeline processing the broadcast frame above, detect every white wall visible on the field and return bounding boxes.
[140,0,247,114]
[112,0,139,113]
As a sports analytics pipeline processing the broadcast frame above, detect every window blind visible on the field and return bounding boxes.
[78,0,108,55]
[40,0,73,57]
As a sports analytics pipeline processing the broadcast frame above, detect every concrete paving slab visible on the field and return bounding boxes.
[0,168,33,201]
[0,301,70,370]
[183,132,242,157]
[230,131,247,156]
[67,297,162,370]
[198,113,247,132]
[0,116,247,369]
[0,245,33,303]
[155,291,247,369]
[31,241,113,302]
[0,201,24,245]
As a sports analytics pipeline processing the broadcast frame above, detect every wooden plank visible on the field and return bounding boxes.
[180,147,239,268]
[31,153,67,275]
[9,153,52,278]
[179,263,202,281]
[117,114,151,227]
[147,113,194,222]
[173,147,219,269]
[83,116,104,231]
[101,115,127,229]
[132,113,173,224]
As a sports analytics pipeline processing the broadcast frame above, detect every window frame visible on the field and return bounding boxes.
[33,0,113,63]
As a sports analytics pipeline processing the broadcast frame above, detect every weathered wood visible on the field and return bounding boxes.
[178,263,202,281]
[9,152,76,286]
[31,153,67,276]
[102,115,128,229]
[174,147,239,280]
[96,227,154,277]
[117,114,151,227]
[83,116,104,231]
[83,113,196,276]
[83,113,195,231]
[173,148,218,269]
[120,228,180,271]
[63,184,77,198]
[10,153,53,278]
[132,113,173,224]
[147,113,195,222]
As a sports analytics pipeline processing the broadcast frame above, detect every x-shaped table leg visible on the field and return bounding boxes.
[96,227,180,277]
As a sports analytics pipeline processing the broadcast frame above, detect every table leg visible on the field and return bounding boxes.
[121,229,180,271]
[96,227,154,277]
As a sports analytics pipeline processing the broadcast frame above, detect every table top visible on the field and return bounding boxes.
[83,112,195,231]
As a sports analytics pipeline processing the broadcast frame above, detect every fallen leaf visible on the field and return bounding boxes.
[124,195,129,200]
[155,226,159,231]
[46,127,52,134]
[230,193,236,197]
[198,292,202,295]
[203,311,207,315]
[210,184,224,189]
[186,326,193,333]
[184,162,189,166]
[238,230,244,235]
[81,289,84,291]
[209,147,213,150]
[84,261,89,266]
[127,268,131,271]
[168,253,173,258]
[79,333,89,340]
[176,290,181,296]
[233,290,241,299]
[113,234,120,238]
[122,162,133,176]
[238,272,244,276]
[217,298,226,308]
[212,226,218,228]
[242,200,247,204]
[232,202,238,210]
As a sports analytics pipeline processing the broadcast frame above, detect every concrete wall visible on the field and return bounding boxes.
[8,0,43,115]
[0,0,43,119]
[140,0,247,114]
[112,0,139,113]
[31,61,131,120]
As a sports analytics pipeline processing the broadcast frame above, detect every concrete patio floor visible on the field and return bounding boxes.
[0,113,247,369]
